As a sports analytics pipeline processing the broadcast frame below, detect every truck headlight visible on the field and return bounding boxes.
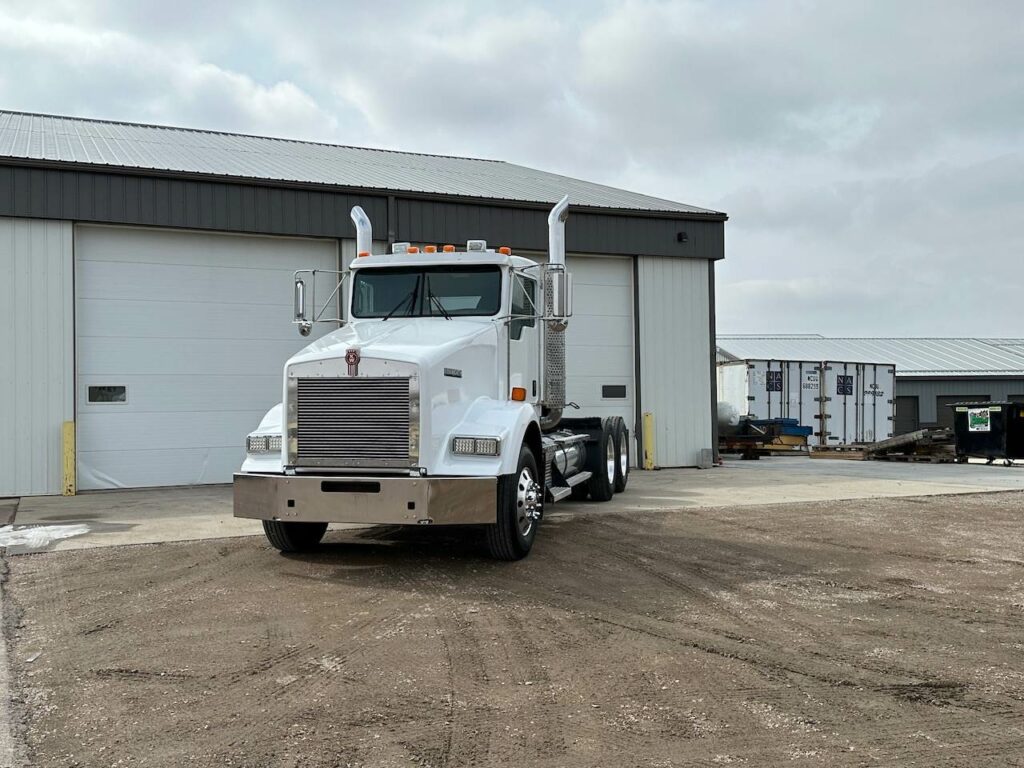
[246,434,282,454]
[452,436,501,456]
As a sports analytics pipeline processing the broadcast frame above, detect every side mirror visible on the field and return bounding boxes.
[294,277,312,336]
[292,268,347,336]
[546,266,572,326]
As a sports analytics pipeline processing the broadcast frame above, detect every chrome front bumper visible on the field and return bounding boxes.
[233,473,497,526]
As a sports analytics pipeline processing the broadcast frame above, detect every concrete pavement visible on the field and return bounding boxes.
[1,456,1023,767]
[3,457,1024,555]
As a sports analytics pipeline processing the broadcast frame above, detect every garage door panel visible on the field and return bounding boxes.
[566,256,629,285]
[77,298,322,340]
[564,315,630,344]
[78,337,307,377]
[78,410,261,452]
[77,226,330,271]
[77,225,336,489]
[78,374,281,415]
[567,376,632,416]
[570,284,632,314]
[566,345,632,377]
[78,447,245,490]
[77,260,337,305]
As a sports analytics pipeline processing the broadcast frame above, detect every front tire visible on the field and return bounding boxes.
[263,520,328,553]
[486,445,541,561]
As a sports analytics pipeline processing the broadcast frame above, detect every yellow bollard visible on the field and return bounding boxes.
[642,412,656,470]
[62,421,76,496]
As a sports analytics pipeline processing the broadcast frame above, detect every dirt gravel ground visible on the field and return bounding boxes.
[5,492,1024,767]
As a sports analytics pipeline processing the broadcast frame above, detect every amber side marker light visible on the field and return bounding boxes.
[407,246,420,254]
[511,387,527,401]
[442,245,456,252]
[357,250,370,258]
[498,246,512,255]
[424,245,437,253]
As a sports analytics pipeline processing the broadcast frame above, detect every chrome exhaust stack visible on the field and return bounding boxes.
[541,195,571,431]
[351,205,372,256]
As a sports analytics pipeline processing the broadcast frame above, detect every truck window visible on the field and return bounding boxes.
[352,266,501,318]
[510,274,537,340]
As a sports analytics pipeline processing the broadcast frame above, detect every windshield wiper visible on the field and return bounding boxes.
[382,276,421,321]
[425,275,452,320]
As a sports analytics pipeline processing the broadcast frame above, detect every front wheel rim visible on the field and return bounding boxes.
[516,467,540,536]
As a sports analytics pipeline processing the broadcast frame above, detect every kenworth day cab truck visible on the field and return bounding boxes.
[234,196,630,560]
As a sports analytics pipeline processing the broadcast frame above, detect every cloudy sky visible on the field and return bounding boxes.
[1,0,1021,335]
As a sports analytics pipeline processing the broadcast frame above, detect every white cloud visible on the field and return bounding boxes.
[0,7,340,140]
[0,0,1021,335]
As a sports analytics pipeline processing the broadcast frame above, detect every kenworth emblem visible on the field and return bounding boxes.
[345,348,360,376]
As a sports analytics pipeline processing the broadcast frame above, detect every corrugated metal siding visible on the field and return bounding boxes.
[0,165,725,260]
[0,110,723,216]
[638,255,713,466]
[896,378,1024,424]
[0,217,73,495]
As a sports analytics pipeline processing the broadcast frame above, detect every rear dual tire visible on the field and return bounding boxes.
[579,416,630,502]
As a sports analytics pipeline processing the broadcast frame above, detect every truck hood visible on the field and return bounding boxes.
[288,318,498,368]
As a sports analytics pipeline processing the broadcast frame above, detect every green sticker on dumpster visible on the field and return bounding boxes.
[968,407,991,432]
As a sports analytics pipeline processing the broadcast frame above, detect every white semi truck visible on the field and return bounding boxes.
[234,196,630,560]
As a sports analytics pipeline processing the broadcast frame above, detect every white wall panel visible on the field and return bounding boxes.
[0,217,74,496]
[638,255,713,466]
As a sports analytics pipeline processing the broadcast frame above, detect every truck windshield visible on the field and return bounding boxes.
[352,266,502,318]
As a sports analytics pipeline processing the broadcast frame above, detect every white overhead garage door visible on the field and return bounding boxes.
[564,254,635,437]
[75,225,338,490]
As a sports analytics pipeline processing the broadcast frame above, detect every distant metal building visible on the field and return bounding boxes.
[0,111,727,495]
[717,336,1024,435]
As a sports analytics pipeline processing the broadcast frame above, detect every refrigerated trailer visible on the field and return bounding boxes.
[233,196,631,560]
[718,359,896,446]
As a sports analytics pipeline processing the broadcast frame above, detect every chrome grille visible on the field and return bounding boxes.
[295,377,411,467]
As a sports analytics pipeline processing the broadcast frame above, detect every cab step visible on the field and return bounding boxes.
[549,471,592,501]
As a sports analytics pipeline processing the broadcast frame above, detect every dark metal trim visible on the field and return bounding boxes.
[386,194,397,245]
[0,157,729,222]
[0,163,726,259]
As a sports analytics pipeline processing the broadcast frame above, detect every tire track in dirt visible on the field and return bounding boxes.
[7,494,1024,767]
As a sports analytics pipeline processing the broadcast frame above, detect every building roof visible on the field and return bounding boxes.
[717,336,1024,377]
[0,110,723,217]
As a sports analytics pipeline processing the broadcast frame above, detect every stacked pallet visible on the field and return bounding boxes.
[809,429,955,463]
[867,428,955,463]
[809,445,867,460]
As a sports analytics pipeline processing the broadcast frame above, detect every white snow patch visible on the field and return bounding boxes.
[0,524,90,548]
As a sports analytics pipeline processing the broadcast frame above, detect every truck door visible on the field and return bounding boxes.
[509,273,540,403]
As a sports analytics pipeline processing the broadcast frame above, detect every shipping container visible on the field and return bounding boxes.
[718,359,896,445]
[820,361,895,444]
[718,360,821,426]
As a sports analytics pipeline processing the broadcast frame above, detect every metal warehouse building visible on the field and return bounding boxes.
[0,110,727,496]
[717,336,1024,435]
